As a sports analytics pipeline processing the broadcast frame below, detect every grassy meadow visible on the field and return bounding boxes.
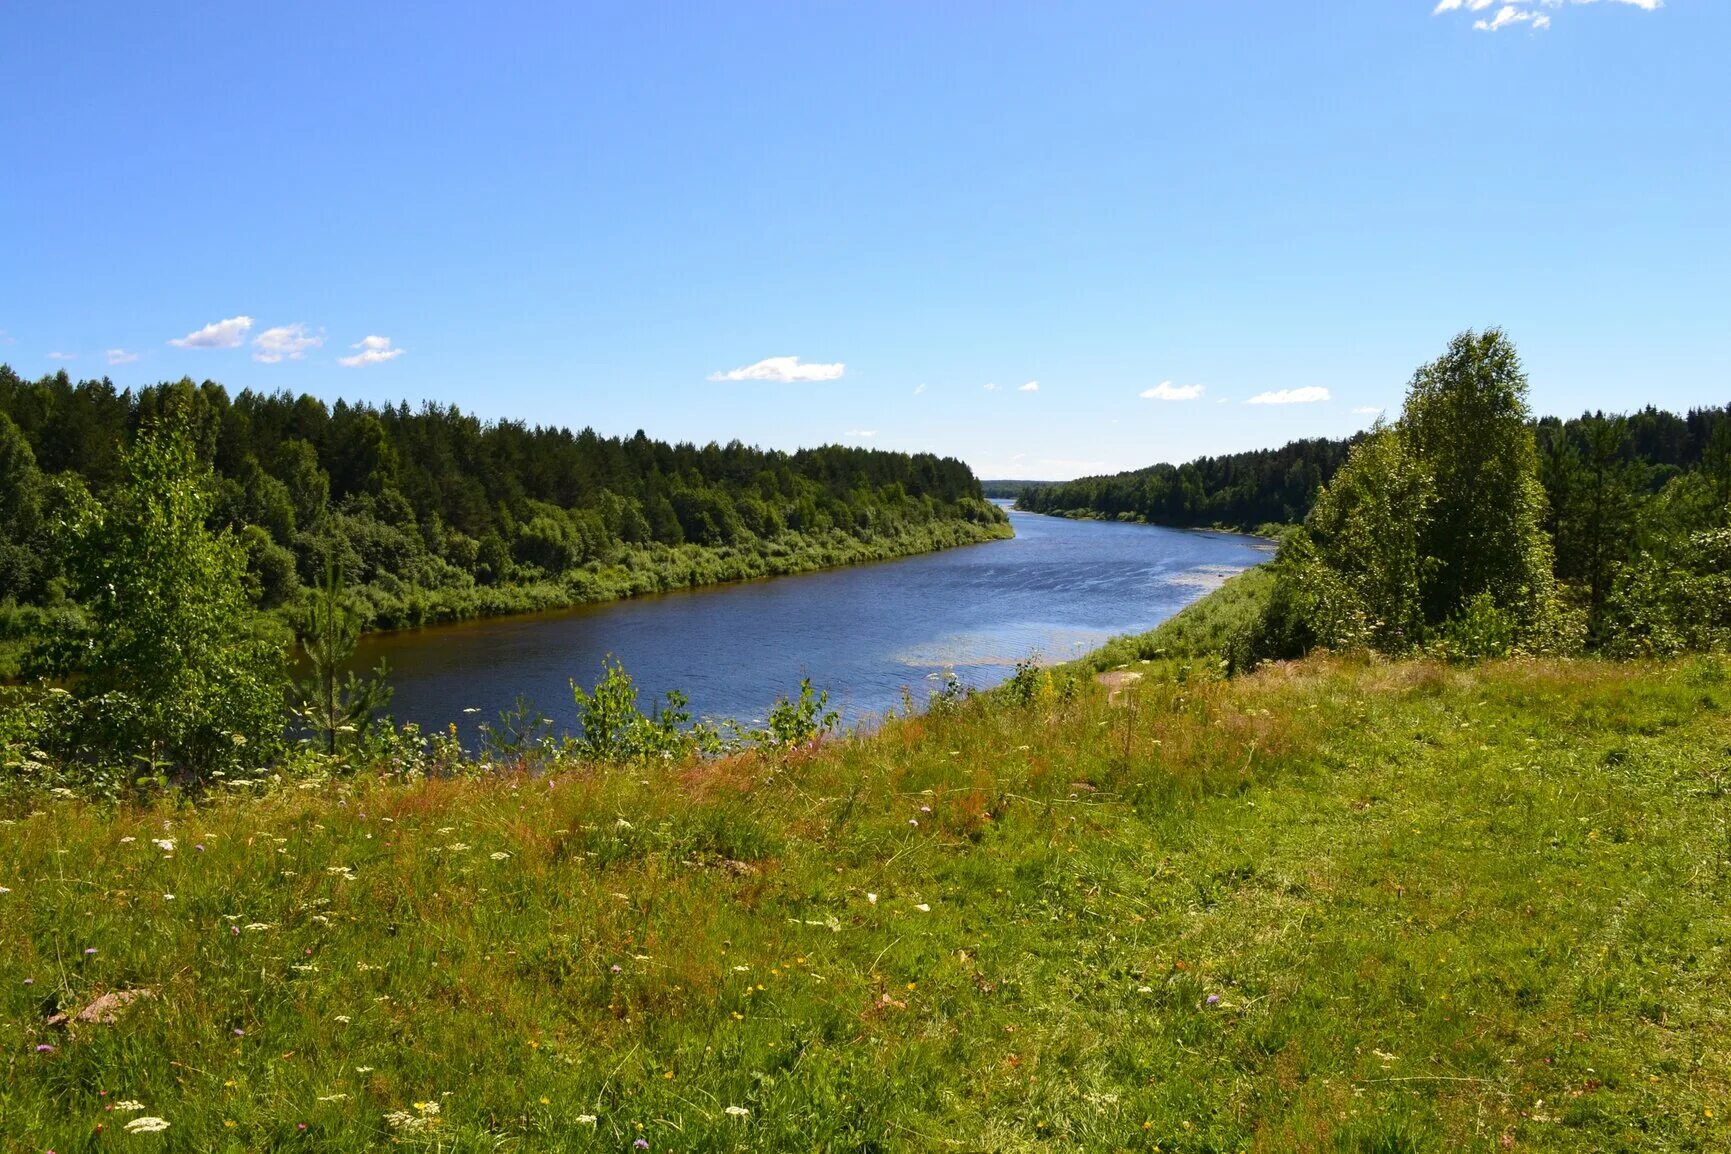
[4,621,1730,1149]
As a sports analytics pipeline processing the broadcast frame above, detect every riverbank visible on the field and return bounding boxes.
[6,629,1727,1147]
[0,519,1014,680]
[337,518,1015,634]
[1010,502,1294,541]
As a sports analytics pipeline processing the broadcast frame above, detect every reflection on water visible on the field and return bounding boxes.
[353,508,1269,740]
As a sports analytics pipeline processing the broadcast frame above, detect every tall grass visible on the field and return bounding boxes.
[5,650,1729,1149]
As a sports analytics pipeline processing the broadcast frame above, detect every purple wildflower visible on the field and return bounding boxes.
[195,844,205,852]
[36,1043,54,1053]
[83,948,97,956]
[1206,994,1220,1005]
[634,1141,650,1150]
[610,964,622,973]
[233,1028,245,1036]
[22,977,32,985]
[230,926,241,936]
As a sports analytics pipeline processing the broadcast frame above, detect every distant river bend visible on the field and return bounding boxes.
[353,506,1270,741]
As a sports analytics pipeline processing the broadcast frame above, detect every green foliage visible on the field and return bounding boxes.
[35,412,286,786]
[1018,435,1353,529]
[0,365,1008,636]
[6,654,1729,1148]
[1401,328,1555,627]
[1005,656,1043,705]
[1274,425,1434,653]
[1267,331,1563,660]
[763,678,840,747]
[292,563,393,761]
[570,658,713,764]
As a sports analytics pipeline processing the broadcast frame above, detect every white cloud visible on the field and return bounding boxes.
[708,355,844,383]
[982,382,1000,391]
[252,323,323,364]
[845,429,878,438]
[170,315,253,349]
[1436,0,1658,33]
[338,334,405,367]
[1352,405,1384,415]
[1245,387,1332,405]
[106,349,140,365]
[912,383,926,396]
[47,351,76,361]
[1018,380,1039,393]
[1139,381,1205,401]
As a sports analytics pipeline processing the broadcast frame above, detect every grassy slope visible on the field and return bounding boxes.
[4,652,1730,1151]
[1082,564,1277,673]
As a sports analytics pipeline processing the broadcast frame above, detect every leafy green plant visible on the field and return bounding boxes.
[763,678,840,748]
[293,562,393,762]
[36,410,286,787]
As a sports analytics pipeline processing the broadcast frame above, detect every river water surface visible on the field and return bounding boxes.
[354,508,1268,741]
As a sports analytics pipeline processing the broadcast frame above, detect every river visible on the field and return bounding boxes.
[352,507,1269,741]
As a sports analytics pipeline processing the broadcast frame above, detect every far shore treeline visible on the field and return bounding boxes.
[0,365,1008,648]
[1017,399,1729,536]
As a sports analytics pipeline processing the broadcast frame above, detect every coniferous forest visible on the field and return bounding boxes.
[0,365,1008,649]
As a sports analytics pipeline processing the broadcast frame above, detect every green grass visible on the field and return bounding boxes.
[4,650,1731,1150]
[1083,563,1277,671]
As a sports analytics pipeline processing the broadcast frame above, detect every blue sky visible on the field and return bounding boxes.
[2,1,1725,480]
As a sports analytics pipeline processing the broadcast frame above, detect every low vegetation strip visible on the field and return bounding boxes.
[5,651,1728,1150]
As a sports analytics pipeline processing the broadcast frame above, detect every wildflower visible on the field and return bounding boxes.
[0,886,9,894]
[611,964,622,973]
[539,1096,550,1105]
[123,1117,170,1134]
[333,1015,351,1023]
[83,947,97,956]
[153,838,175,852]
[163,893,174,900]
[230,926,241,936]
[920,805,932,813]
[914,903,931,912]
[866,893,878,905]
[195,844,205,852]
[634,1141,650,1150]
[115,1100,145,1112]
[355,1066,374,1073]
[233,1028,245,1037]
[22,977,33,985]
[490,851,510,861]
[577,1114,597,1124]
[1206,994,1220,1006]
[908,819,918,826]
[725,1105,750,1117]
[35,1044,54,1053]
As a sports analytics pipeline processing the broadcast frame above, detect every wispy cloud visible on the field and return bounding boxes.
[47,351,76,361]
[106,349,140,366]
[252,323,323,364]
[845,429,878,439]
[982,382,1001,391]
[1352,405,1384,415]
[170,315,253,349]
[1017,380,1039,393]
[1245,387,1331,405]
[708,355,844,383]
[338,335,404,367]
[1434,0,1660,34]
[1140,381,1205,401]
[912,383,926,396]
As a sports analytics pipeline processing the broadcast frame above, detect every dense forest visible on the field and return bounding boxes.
[0,366,1008,639]
[1078,332,1729,665]
[1017,405,1731,537]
